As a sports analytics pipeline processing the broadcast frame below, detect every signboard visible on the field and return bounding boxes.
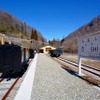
[78,31,100,60]
[78,31,100,75]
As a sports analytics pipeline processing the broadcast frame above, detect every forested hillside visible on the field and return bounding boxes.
[0,9,44,41]
[61,16,100,53]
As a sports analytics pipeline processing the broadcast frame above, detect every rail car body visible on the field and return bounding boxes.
[0,44,34,78]
[49,49,63,57]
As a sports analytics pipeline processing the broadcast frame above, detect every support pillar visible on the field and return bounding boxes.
[23,48,26,61]
[78,57,82,75]
[1,35,4,45]
[8,40,12,44]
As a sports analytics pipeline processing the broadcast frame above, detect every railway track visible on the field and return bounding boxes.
[55,57,100,78]
[0,59,32,99]
[0,78,4,82]
[0,78,20,100]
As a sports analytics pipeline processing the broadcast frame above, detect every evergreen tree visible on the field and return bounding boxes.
[31,29,38,40]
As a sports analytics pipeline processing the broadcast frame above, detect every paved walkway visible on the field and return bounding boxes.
[31,54,100,100]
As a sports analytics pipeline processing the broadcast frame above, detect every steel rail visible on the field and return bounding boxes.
[1,78,20,100]
[59,57,100,72]
[57,57,100,77]
[0,78,4,82]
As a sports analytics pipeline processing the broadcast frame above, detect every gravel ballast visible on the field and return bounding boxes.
[31,54,100,100]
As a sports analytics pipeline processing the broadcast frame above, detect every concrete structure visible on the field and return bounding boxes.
[0,33,32,47]
[14,54,38,100]
[0,33,12,45]
[39,45,56,53]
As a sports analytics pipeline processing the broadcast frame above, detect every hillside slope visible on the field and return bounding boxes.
[0,9,44,41]
[61,16,100,52]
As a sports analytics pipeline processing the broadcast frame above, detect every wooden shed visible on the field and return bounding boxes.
[39,45,56,53]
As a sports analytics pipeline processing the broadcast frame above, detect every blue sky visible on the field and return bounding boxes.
[0,0,100,41]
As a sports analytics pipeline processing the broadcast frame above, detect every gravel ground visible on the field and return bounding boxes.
[31,53,100,100]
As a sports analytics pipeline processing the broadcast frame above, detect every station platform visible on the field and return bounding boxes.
[14,54,100,100]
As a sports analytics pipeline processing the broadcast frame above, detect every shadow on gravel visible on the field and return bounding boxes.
[96,85,100,88]
[62,67,100,86]
[61,67,79,78]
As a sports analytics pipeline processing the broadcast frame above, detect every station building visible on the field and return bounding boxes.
[39,45,56,53]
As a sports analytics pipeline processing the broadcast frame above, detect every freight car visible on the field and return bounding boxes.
[49,49,63,57]
[0,44,34,79]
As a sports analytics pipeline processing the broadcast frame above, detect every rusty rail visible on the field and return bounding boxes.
[1,78,20,100]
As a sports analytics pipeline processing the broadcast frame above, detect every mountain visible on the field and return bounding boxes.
[61,16,100,53]
[0,9,44,41]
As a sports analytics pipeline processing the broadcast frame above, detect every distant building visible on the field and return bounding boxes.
[39,45,56,53]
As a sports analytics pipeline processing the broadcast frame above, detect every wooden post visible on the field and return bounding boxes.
[78,56,82,75]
